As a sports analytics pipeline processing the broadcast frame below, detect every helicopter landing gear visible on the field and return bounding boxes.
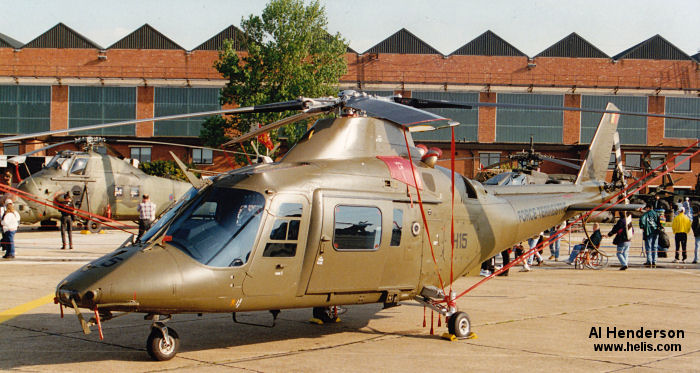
[447,312,471,338]
[147,321,179,361]
[312,306,343,323]
[86,220,102,233]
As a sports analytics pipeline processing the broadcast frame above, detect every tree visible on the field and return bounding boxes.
[140,160,191,182]
[201,0,348,162]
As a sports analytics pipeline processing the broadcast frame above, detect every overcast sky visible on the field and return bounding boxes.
[2,0,699,57]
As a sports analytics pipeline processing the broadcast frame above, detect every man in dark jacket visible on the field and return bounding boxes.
[565,223,602,264]
[57,192,74,250]
[608,214,633,270]
[640,205,661,267]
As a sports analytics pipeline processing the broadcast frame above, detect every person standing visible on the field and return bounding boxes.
[548,223,565,261]
[681,197,692,219]
[2,201,20,259]
[608,214,633,270]
[137,194,156,242]
[692,214,700,264]
[57,192,75,250]
[640,205,661,268]
[671,207,691,263]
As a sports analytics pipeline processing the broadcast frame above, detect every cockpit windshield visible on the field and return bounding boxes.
[162,187,265,267]
[46,154,72,171]
[140,186,198,243]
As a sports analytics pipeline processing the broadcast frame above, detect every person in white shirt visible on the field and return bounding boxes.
[2,200,20,259]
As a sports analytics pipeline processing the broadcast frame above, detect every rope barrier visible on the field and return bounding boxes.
[0,183,136,235]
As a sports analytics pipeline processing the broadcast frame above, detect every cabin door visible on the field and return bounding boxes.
[306,196,390,294]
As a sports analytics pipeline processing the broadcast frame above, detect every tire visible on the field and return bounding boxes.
[312,306,339,323]
[587,251,609,270]
[447,311,471,338]
[87,221,102,233]
[147,327,179,361]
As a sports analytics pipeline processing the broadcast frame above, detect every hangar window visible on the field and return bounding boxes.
[263,203,303,257]
[674,154,691,172]
[192,148,213,164]
[624,153,642,169]
[3,143,19,156]
[68,86,136,136]
[130,147,151,163]
[648,153,666,169]
[333,205,382,251]
[479,153,501,169]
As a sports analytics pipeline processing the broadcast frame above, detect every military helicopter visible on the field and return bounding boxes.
[3,137,243,231]
[18,90,694,361]
[1,137,192,231]
[476,137,581,186]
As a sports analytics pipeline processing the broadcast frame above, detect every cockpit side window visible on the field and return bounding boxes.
[263,203,303,257]
[70,158,88,175]
[164,187,266,267]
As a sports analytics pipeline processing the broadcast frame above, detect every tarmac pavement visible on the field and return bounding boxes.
[0,224,698,372]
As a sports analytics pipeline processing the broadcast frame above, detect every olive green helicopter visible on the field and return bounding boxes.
[5,90,695,360]
[1,136,244,231]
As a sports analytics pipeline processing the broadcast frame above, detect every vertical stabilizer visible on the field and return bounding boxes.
[575,103,620,184]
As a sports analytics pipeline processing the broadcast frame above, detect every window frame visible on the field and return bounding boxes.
[479,152,501,169]
[624,152,642,170]
[192,147,213,165]
[673,153,691,172]
[130,146,152,163]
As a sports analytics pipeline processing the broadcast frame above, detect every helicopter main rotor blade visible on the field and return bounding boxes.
[222,111,323,147]
[8,140,75,163]
[344,95,458,131]
[540,155,581,170]
[392,97,700,122]
[0,98,334,144]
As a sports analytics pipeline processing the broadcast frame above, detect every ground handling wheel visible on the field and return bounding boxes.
[447,311,471,338]
[146,326,179,361]
[312,306,339,323]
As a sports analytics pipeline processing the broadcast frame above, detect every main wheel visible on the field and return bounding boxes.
[587,251,609,270]
[447,311,471,338]
[312,306,339,323]
[147,327,179,361]
[87,221,102,233]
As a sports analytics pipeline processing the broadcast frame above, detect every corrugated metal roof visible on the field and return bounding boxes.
[535,32,608,58]
[23,23,102,49]
[108,24,184,50]
[0,32,22,49]
[193,25,245,51]
[363,28,441,55]
[613,34,692,61]
[450,30,525,57]
[693,52,700,62]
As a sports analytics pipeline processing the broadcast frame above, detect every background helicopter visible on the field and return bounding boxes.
[475,137,581,186]
[4,136,243,231]
[6,91,694,361]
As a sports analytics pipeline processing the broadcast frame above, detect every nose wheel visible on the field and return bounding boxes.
[147,323,179,361]
[447,312,471,338]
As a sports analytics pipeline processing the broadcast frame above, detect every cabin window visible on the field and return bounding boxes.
[70,158,88,175]
[164,187,265,267]
[192,148,213,164]
[333,205,382,251]
[130,187,140,198]
[391,208,403,246]
[263,203,303,257]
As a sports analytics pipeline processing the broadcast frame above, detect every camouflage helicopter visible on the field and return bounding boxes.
[0,137,191,231]
[36,90,696,361]
[0,136,242,231]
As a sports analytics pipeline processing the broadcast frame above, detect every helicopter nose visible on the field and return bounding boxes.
[56,245,181,310]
